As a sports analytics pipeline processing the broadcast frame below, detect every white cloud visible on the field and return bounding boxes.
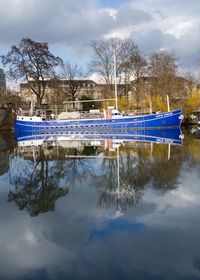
[0,0,199,73]
[167,20,195,39]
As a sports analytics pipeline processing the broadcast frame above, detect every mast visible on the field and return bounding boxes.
[113,48,118,110]
[166,94,170,112]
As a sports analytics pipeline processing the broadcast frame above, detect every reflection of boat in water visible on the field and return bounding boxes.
[15,128,183,147]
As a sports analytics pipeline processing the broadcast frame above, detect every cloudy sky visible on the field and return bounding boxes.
[0,0,200,76]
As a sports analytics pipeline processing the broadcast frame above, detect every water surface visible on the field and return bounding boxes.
[0,128,200,280]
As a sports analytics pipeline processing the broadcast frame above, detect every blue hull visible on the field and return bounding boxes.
[14,109,182,132]
[15,128,183,146]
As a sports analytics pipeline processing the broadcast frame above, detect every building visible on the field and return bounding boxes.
[20,79,99,102]
[0,68,6,92]
[20,79,127,110]
[20,79,129,100]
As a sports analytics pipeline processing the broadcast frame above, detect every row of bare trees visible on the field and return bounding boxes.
[0,37,198,109]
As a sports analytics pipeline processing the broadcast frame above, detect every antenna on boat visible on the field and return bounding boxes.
[113,47,118,110]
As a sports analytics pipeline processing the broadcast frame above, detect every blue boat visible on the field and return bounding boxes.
[15,108,183,133]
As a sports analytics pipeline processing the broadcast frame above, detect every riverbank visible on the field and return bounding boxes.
[0,107,14,130]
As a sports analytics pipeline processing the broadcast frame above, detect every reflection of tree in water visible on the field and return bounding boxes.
[94,144,184,211]
[94,149,151,211]
[8,146,69,216]
[8,144,94,216]
[150,145,183,191]
[98,182,143,211]
[8,139,186,214]
[182,129,200,174]
[120,150,151,191]
[0,132,15,176]
[64,147,94,186]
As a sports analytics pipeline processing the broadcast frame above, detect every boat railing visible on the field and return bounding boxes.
[16,108,104,120]
[124,109,151,116]
[16,107,151,119]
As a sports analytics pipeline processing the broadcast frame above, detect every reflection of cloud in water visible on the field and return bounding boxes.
[1,164,200,279]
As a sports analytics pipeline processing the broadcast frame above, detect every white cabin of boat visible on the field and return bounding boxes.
[16,107,124,122]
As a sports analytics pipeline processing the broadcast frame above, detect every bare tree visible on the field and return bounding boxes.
[1,38,63,107]
[127,50,148,105]
[60,61,85,102]
[147,51,179,99]
[184,71,198,94]
[89,37,138,86]
[89,39,113,85]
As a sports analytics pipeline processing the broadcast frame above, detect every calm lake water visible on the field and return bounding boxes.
[0,128,200,280]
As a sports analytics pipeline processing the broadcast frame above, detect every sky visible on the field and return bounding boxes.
[0,0,200,79]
